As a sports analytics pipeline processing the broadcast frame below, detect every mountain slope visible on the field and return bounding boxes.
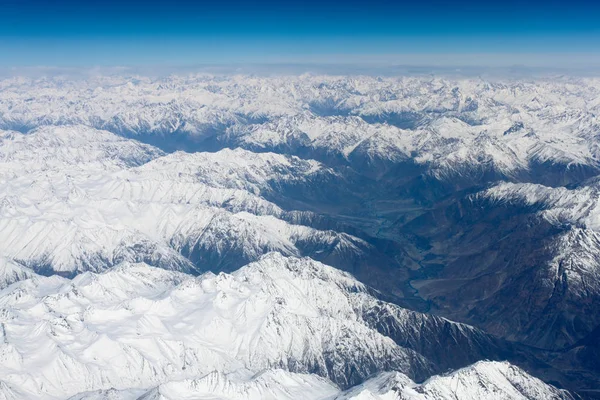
[0,126,386,277]
[65,362,576,400]
[337,361,577,400]
[400,180,600,350]
[0,257,36,289]
[0,254,433,398]
[0,253,555,399]
[0,125,164,176]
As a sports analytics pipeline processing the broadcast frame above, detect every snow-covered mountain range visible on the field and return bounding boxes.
[0,253,576,399]
[1,75,599,185]
[0,73,598,398]
[0,125,374,277]
[67,362,576,400]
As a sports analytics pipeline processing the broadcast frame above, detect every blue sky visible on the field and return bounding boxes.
[0,0,599,67]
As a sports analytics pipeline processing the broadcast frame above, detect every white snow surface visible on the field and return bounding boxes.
[0,253,572,399]
[480,180,600,230]
[0,253,431,399]
[334,361,575,400]
[0,125,367,275]
[64,362,575,400]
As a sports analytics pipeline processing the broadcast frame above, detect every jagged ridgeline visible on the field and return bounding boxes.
[0,74,598,399]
